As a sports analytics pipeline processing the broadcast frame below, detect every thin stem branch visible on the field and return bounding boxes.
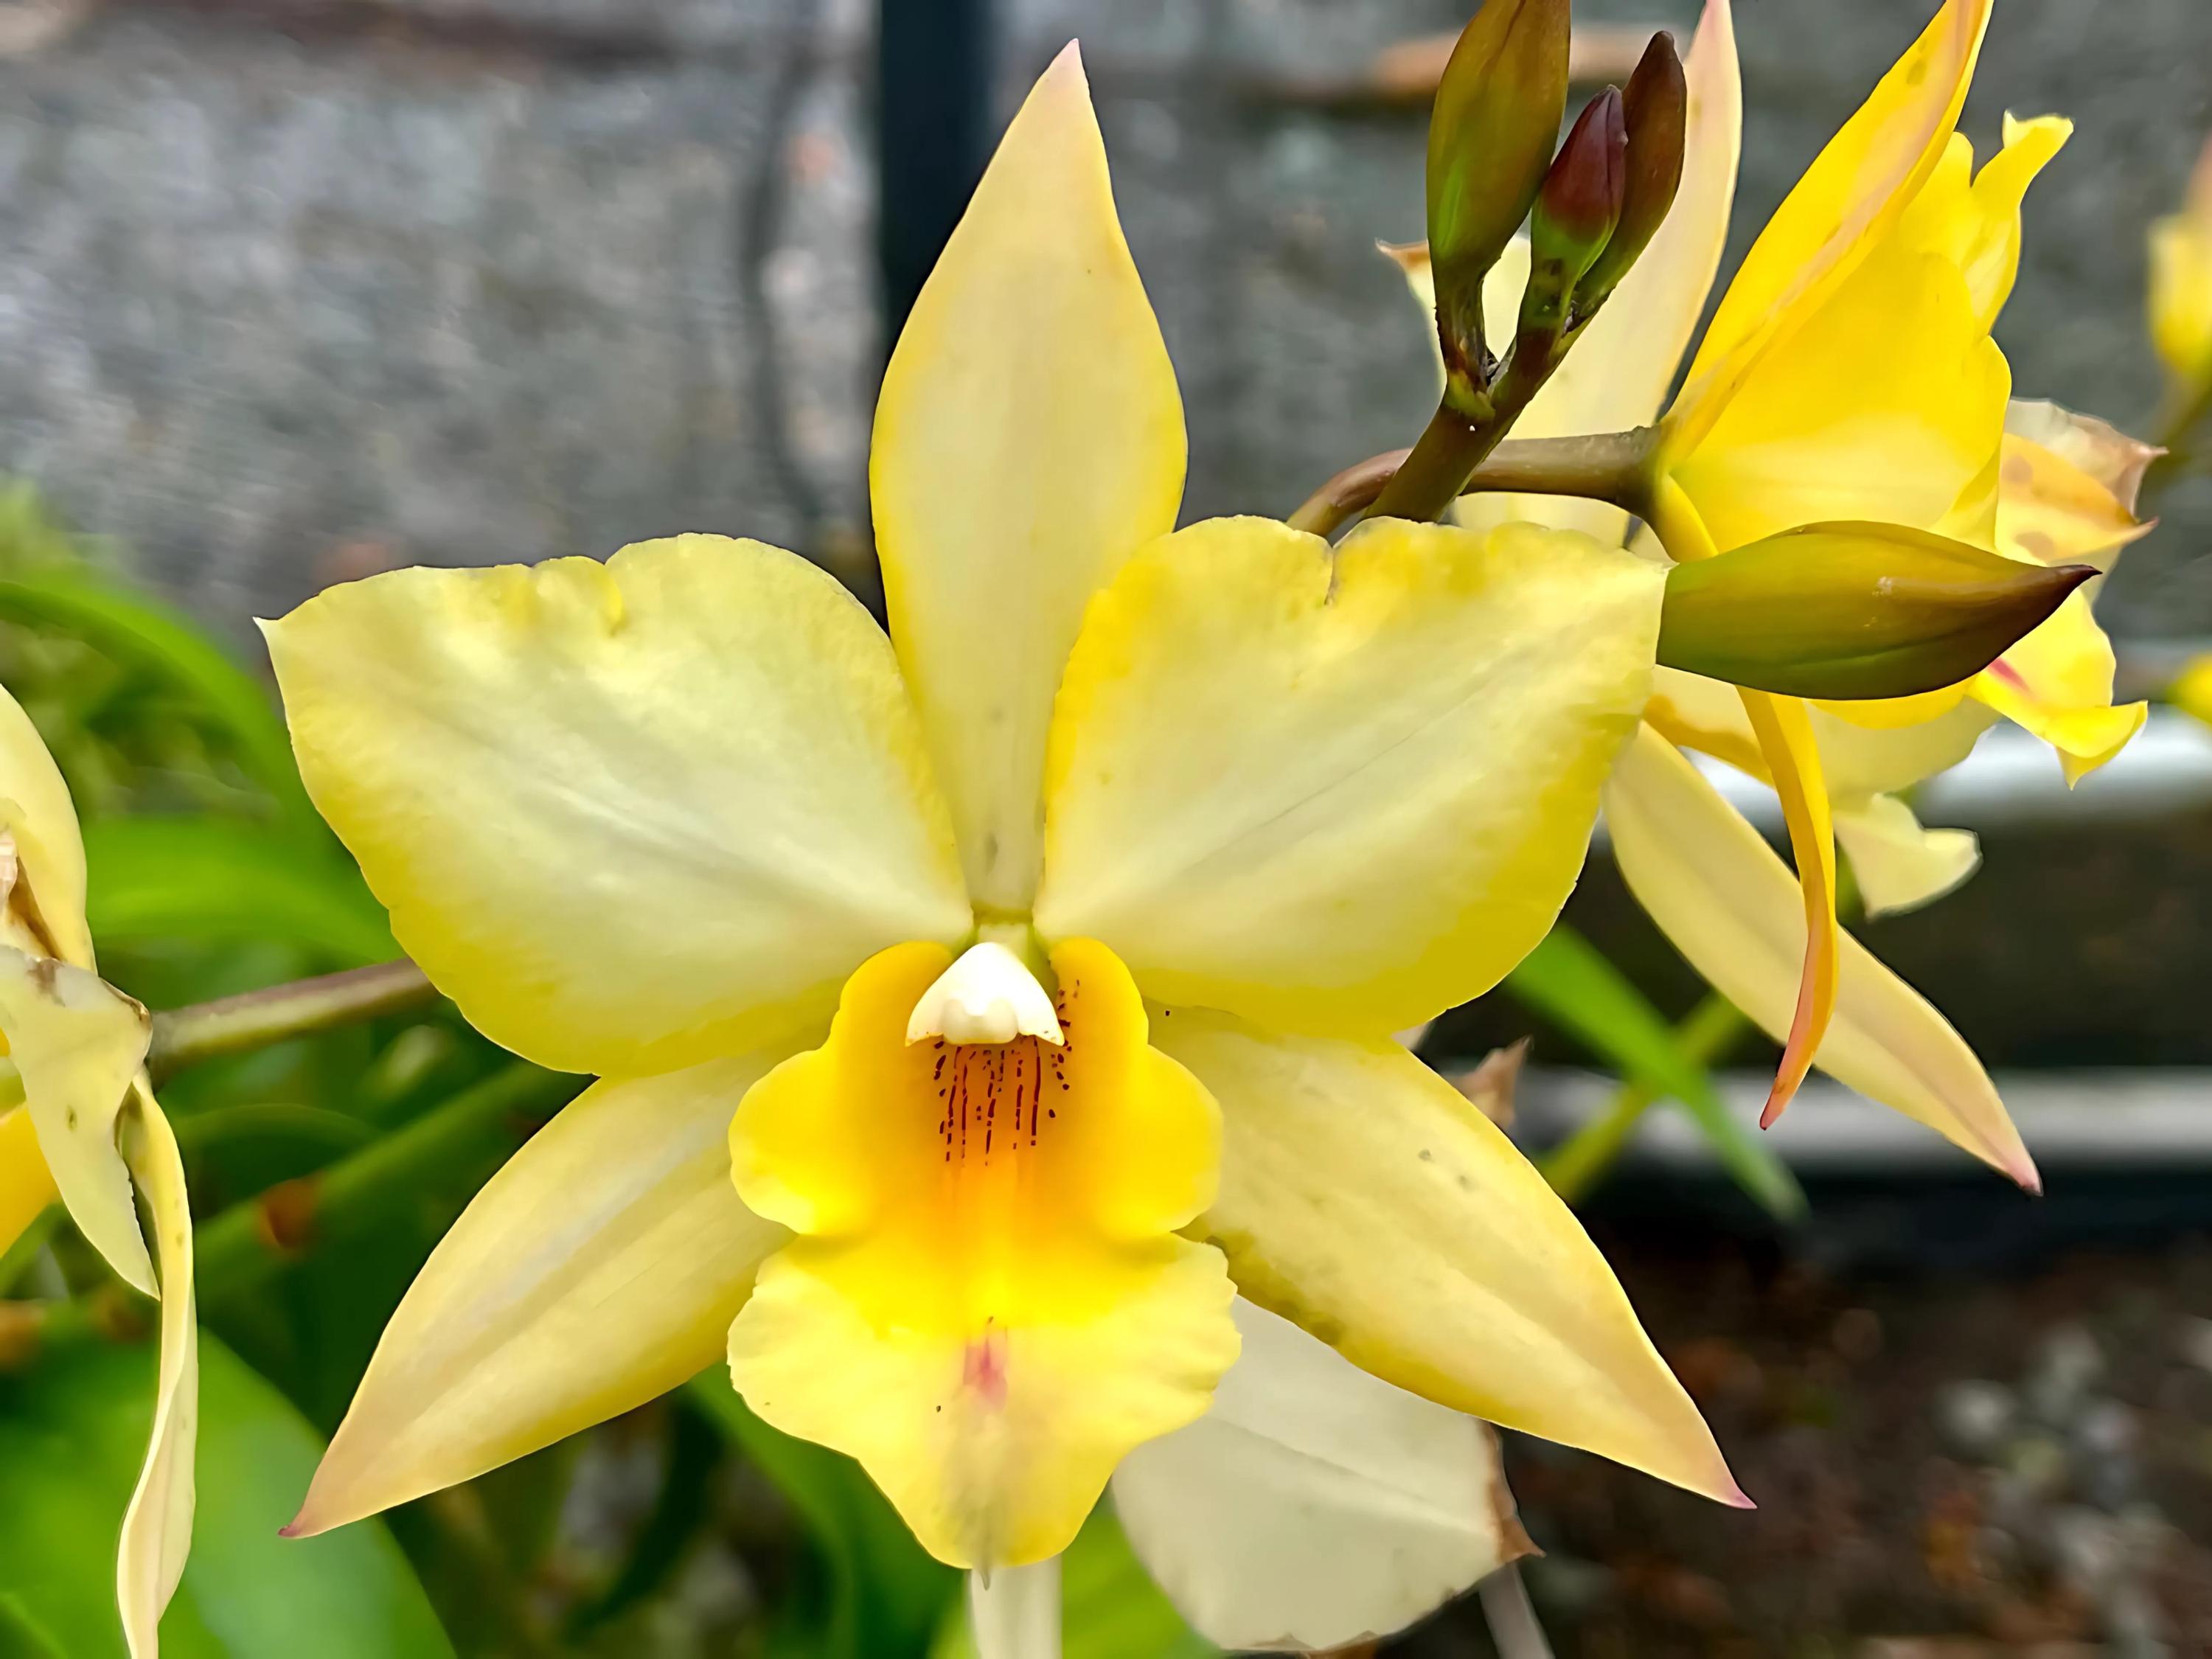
[1289,429,1655,538]
[147,958,439,1082]
[1478,1562,1555,1659]
[1540,993,1750,1205]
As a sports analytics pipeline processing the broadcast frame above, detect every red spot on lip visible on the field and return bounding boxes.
[1989,657,2028,692]
[962,1330,1009,1409]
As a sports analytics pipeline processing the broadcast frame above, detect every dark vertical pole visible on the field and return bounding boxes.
[876,0,996,342]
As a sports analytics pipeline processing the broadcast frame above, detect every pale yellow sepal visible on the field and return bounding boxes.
[727,939,1237,1570]
[291,1052,794,1536]
[873,42,1186,914]
[1113,1300,1532,1655]
[0,945,154,1293]
[2006,400,2160,524]
[0,684,95,970]
[1159,1012,1744,1508]
[266,535,972,1080]
[1604,724,2036,1187]
[1832,794,1980,919]
[1672,0,1993,451]
[1036,515,1660,1040]
[1969,589,2147,785]
[117,1084,197,1659]
[0,1102,57,1257]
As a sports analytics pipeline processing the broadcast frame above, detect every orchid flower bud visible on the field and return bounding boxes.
[1657,523,2097,700]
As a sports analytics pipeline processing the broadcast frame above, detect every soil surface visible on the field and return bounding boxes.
[1399,1224,2212,1657]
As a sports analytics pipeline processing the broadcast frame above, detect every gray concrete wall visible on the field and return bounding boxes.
[1,0,2206,630]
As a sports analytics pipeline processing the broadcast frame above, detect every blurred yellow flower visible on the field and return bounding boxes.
[268,42,1739,1643]
[2150,135,2212,397]
[0,684,195,1659]
[1398,0,2147,1178]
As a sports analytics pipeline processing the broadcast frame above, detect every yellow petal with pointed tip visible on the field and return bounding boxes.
[0,1103,56,1257]
[874,44,1186,913]
[1833,793,1980,918]
[2007,400,2160,515]
[1671,245,2010,554]
[0,684,94,971]
[0,946,153,1293]
[1604,723,2034,1186]
[1970,588,2147,784]
[727,939,1237,1569]
[1673,0,1992,448]
[1161,1015,1742,1506]
[1896,116,2070,333]
[117,1085,196,1659]
[291,1055,791,1536]
[1113,1299,1531,1656]
[1737,691,1837,1127]
[268,535,971,1079]
[1035,515,1660,1039]
[1997,434,2151,573]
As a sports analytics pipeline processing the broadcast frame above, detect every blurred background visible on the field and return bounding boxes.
[1,0,2211,1654]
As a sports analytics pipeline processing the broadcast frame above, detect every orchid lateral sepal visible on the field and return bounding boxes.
[1656,522,2097,700]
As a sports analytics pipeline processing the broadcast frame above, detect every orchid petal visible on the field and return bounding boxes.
[267,536,971,1079]
[1832,793,1980,918]
[117,1088,196,1659]
[1672,0,1993,448]
[1738,691,1837,1126]
[1036,515,1660,1039]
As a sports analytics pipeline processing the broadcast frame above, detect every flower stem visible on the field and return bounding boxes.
[1540,993,1749,1205]
[969,1559,1060,1659]
[1289,429,1655,538]
[1478,1562,1555,1659]
[146,958,439,1082]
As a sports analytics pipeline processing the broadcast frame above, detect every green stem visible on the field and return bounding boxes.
[1540,993,1749,1204]
[2142,376,2212,504]
[1368,401,1502,524]
[1290,429,1654,538]
[147,958,439,1082]
[192,1062,579,1301]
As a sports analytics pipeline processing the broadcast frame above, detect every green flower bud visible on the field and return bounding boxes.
[1657,523,2097,700]
[1425,0,1571,382]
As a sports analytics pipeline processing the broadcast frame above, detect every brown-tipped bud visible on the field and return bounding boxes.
[1425,0,1571,374]
[1656,523,2097,700]
[1529,87,1627,288]
[1580,31,1687,305]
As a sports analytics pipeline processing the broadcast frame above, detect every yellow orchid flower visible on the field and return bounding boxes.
[1394,0,2143,1179]
[0,683,196,1659]
[2150,132,2212,401]
[265,41,1742,1642]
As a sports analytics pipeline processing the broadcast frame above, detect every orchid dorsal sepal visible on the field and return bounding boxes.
[904,940,1065,1048]
[1655,522,2097,700]
[1425,0,1571,397]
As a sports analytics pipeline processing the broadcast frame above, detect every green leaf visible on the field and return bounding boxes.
[1504,926,1806,1220]
[931,1502,1217,1659]
[82,818,393,965]
[0,572,316,836]
[0,1332,453,1659]
[685,1376,958,1659]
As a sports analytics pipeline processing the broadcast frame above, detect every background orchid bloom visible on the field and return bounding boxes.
[2150,131,2212,403]
[1397,0,2145,1185]
[266,41,1742,1652]
[0,682,196,1659]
